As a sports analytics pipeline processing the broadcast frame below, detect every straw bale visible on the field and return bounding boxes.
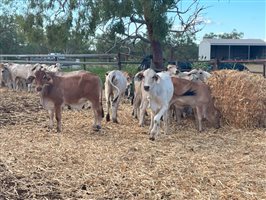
[0,87,265,199]
[207,70,266,128]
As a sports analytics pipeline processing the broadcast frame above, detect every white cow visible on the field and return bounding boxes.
[5,63,41,91]
[179,69,211,82]
[167,64,178,76]
[105,70,127,123]
[136,69,174,140]
[0,64,13,89]
[40,63,61,72]
[132,71,149,126]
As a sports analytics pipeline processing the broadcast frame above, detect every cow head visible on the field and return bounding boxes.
[34,69,53,92]
[137,69,160,92]
[167,64,177,75]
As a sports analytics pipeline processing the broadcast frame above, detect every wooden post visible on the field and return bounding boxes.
[83,57,86,70]
[210,58,219,71]
[117,52,121,70]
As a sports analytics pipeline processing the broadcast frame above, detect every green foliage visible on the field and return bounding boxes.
[164,33,198,61]
[0,0,204,65]
[203,29,244,39]
[0,15,25,53]
[191,61,212,71]
[62,64,138,85]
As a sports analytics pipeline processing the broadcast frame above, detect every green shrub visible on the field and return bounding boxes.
[62,64,138,84]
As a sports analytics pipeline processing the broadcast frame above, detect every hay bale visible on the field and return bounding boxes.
[207,70,266,128]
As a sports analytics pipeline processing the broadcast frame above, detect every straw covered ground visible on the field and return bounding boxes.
[0,87,265,199]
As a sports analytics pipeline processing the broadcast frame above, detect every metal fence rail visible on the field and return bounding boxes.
[1,54,265,77]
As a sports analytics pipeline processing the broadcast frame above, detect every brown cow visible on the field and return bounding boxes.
[33,69,104,132]
[170,77,220,131]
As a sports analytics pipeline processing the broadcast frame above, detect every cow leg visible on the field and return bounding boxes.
[163,109,170,135]
[150,105,168,140]
[27,83,32,92]
[55,106,62,132]
[111,96,120,123]
[48,109,54,129]
[149,112,155,133]
[11,79,16,91]
[132,95,139,119]
[172,104,182,124]
[15,79,19,91]
[195,106,203,132]
[105,94,111,122]
[139,98,148,127]
[91,100,102,131]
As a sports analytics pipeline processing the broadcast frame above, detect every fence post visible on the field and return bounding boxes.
[83,57,86,70]
[263,63,266,78]
[117,52,121,70]
[213,58,219,70]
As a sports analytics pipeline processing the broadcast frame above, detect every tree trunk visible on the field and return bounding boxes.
[144,10,165,72]
[170,46,175,61]
[151,39,165,72]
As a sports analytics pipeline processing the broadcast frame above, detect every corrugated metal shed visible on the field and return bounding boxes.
[198,39,266,60]
[202,39,266,46]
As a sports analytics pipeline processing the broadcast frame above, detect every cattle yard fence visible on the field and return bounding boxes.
[0,54,265,77]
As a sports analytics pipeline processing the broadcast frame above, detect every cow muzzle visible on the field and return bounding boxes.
[144,86,150,91]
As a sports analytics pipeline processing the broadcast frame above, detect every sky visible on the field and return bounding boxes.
[194,0,266,43]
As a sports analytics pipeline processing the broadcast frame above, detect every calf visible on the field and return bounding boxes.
[104,70,127,123]
[33,69,104,132]
[170,77,220,131]
[137,69,174,140]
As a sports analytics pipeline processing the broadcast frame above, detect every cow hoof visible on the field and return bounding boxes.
[112,119,118,123]
[149,137,155,141]
[93,125,101,131]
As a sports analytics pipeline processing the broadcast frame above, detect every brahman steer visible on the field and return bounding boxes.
[105,70,127,123]
[137,69,174,140]
[133,65,176,127]
[170,77,220,132]
[33,69,104,132]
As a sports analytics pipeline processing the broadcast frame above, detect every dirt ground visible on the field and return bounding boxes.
[0,88,265,200]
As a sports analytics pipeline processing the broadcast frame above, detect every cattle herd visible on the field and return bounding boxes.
[0,62,220,140]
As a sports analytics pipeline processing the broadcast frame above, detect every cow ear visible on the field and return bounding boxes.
[136,72,144,81]
[31,66,37,71]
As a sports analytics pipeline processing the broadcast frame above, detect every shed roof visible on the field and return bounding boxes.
[201,39,266,46]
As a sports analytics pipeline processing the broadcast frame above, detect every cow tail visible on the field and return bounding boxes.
[109,73,121,104]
